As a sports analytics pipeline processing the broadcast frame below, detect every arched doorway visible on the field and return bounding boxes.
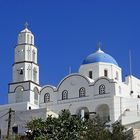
[77,107,89,120]
[96,104,110,122]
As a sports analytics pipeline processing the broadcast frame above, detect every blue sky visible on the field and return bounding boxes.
[0,0,140,104]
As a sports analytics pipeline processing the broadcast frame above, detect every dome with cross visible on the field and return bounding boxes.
[82,47,118,66]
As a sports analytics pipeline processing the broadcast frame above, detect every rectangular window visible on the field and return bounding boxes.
[0,129,1,139]
[89,71,92,79]
[116,72,119,80]
[104,70,108,77]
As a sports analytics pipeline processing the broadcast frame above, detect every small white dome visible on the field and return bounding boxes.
[20,27,32,33]
[17,26,34,45]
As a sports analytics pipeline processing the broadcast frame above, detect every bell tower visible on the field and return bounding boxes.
[13,23,39,83]
[8,24,40,110]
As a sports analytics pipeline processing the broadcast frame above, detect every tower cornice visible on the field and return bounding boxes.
[15,43,37,47]
[12,61,39,66]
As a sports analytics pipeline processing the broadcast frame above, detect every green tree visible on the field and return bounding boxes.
[45,110,86,140]
[25,110,134,140]
[83,117,111,140]
[111,121,133,140]
[26,118,47,140]
[26,110,86,140]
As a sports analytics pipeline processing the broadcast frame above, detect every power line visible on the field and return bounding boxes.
[0,112,9,119]
[7,108,15,139]
[0,108,9,113]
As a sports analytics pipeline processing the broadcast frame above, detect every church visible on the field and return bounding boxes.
[0,26,140,138]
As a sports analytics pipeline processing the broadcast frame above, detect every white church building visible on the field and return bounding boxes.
[0,26,140,138]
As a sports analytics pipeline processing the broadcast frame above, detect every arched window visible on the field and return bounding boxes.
[33,68,37,82]
[18,67,24,75]
[104,70,108,77]
[32,50,36,62]
[44,93,50,103]
[96,104,110,123]
[89,71,92,79]
[28,65,31,80]
[62,90,68,100]
[31,36,33,44]
[99,84,105,94]
[79,87,86,97]
[34,87,39,104]
[15,86,24,103]
[27,34,29,43]
[27,46,31,60]
[34,91,38,100]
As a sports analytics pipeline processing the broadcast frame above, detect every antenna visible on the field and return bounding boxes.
[129,49,133,94]
[69,66,72,74]
[129,49,132,76]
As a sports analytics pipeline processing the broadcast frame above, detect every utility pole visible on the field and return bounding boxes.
[7,108,14,139]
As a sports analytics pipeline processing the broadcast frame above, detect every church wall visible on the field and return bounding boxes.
[115,82,130,97]
[92,77,115,97]
[125,76,140,98]
[31,63,39,84]
[45,97,94,115]
[12,63,26,82]
[79,63,99,80]
[0,102,28,111]
[8,82,30,104]
[40,86,56,105]
[40,75,116,122]
[111,65,122,82]
[99,63,113,79]
[0,108,46,138]
[13,62,39,83]
[24,45,37,63]
[8,82,30,93]
[15,45,25,62]
[57,74,90,101]
[113,96,140,122]
[99,63,122,82]
[94,98,114,122]
[79,62,122,82]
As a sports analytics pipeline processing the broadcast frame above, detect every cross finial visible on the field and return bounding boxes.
[24,22,28,28]
[97,42,102,50]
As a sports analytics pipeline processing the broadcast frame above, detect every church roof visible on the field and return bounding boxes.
[20,27,31,33]
[82,48,118,66]
[20,23,32,33]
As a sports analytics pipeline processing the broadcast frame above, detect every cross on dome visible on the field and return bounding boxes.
[20,22,31,33]
[24,22,28,29]
[97,42,102,51]
[96,42,103,53]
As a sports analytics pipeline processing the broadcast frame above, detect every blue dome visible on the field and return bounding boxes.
[82,49,118,66]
